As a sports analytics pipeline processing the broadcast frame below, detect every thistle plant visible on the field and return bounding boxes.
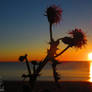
[45,5,63,87]
[19,4,87,91]
[45,5,62,42]
[55,28,87,58]
[19,54,32,78]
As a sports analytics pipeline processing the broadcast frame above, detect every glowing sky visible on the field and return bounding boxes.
[0,0,92,61]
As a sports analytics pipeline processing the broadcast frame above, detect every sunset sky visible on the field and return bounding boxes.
[0,0,92,62]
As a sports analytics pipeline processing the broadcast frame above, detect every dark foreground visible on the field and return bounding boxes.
[2,81,92,92]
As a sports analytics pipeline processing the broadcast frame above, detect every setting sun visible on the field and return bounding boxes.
[88,53,92,61]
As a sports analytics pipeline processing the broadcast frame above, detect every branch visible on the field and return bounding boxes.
[50,23,53,42]
[54,45,70,58]
[25,56,32,75]
[35,55,50,74]
[52,61,61,88]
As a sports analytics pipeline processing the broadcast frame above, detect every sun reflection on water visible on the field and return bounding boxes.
[89,62,92,82]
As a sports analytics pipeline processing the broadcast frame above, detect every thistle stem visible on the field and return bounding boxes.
[52,62,61,88]
[25,57,31,75]
[52,64,57,82]
[36,55,49,74]
[55,45,70,58]
[50,23,53,42]
[34,23,54,76]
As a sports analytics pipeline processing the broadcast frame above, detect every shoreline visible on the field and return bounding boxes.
[2,80,92,92]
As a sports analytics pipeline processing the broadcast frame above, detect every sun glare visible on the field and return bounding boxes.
[88,53,92,61]
[89,62,92,82]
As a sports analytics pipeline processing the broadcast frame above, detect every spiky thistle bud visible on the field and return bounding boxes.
[45,5,62,24]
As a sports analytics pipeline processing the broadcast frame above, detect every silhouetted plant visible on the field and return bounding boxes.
[21,74,30,81]
[45,5,62,42]
[55,28,87,57]
[31,60,38,73]
[69,28,87,48]
[19,4,87,91]
[45,5,63,87]
[19,54,32,81]
[52,59,61,87]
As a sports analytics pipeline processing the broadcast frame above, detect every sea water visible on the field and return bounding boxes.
[0,61,91,82]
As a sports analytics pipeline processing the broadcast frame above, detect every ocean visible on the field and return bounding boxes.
[0,61,91,82]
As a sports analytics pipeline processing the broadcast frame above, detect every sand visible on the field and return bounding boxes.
[2,81,92,92]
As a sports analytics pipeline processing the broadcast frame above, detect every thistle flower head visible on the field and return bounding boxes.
[69,28,87,48]
[62,37,73,45]
[19,56,25,62]
[19,54,27,62]
[45,5,62,24]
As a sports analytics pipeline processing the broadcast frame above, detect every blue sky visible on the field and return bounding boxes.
[0,0,92,61]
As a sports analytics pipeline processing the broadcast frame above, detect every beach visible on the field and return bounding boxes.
[3,81,92,92]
